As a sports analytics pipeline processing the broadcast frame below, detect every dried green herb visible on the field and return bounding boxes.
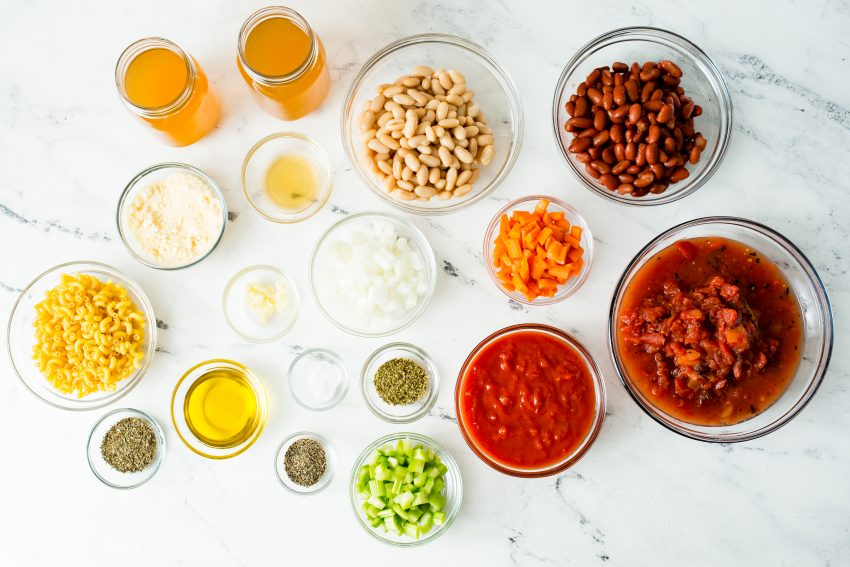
[100,417,157,473]
[284,438,327,487]
[374,358,428,405]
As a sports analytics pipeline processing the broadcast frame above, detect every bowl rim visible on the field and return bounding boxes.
[608,216,834,442]
[341,32,524,215]
[308,211,437,337]
[7,260,157,411]
[551,26,733,206]
[455,323,607,477]
[86,407,166,490]
[359,341,440,424]
[274,431,337,495]
[348,431,463,547]
[241,132,334,224]
[482,194,594,305]
[116,162,228,270]
[170,358,269,459]
[222,264,301,343]
[287,347,349,411]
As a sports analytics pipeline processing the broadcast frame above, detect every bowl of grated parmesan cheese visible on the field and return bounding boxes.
[117,163,227,269]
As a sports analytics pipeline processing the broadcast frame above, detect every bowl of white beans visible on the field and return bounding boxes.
[309,212,437,337]
[342,34,523,215]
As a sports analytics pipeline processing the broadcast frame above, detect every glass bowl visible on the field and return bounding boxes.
[483,195,594,305]
[287,348,349,411]
[222,265,300,343]
[349,432,462,546]
[609,217,833,442]
[170,359,268,459]
[360,342,439,424]
[274,431,337,495]
[552,27,732,206]
[87,408,165,489]
[455,324,606,477]
[242,132,333,223]
[7,261,157,411]
[342,33,523,214]
[309,212,437,337]
[116,162,227,269]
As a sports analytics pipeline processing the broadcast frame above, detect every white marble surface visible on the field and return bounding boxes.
[1,0,848,565]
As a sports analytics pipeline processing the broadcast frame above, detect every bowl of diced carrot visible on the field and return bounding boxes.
[484,195,592,305]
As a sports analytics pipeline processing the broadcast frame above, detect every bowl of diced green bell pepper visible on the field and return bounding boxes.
[350,432,463,546]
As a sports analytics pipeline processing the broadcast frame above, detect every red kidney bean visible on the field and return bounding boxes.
[617,183,635,194]
[600,173,619,190]
[562,58,707,197]
[575,97,589,117]
[669,167,690,183]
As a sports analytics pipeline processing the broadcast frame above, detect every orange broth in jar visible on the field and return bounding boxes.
[116,38,220,147]
[237,7,331,120]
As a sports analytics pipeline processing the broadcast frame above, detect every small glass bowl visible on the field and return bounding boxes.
[170,359,268,459]
[117,163,228,269]
[483,195,594,305]
[552,27,733,205]
[609,217,833,442]
[274,431,337,495]
[7,261,157,411]
[222,265,300,343]
[87,408,165,489]
[455,324,606,477]
[342,33,523,214]
[242,132,333,223]
[360,342,439,424]
[287,348,349,411]
[350,432,463,546]
[309,212,437,337]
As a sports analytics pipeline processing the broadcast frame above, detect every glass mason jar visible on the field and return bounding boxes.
[237,7,331,120]
[115,38,220,147]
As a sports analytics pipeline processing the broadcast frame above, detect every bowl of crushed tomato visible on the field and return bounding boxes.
[456,324,605,477]
[610,217,833,442]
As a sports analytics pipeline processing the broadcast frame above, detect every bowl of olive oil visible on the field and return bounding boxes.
[171,359,268,459]
[241,132,332,223]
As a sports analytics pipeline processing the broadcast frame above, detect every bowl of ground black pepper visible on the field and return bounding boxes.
[86,408,165,489]
[360,343,439,424]
[274,432,336,495]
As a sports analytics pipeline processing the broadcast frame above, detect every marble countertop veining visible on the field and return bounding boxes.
[1,0,848,565]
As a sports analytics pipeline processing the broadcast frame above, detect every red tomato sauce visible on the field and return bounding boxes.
[617,237,802,426]
[459,331,597,470]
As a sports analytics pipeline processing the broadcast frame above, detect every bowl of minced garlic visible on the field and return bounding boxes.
[7,261,157,410]
[117,163,227,269]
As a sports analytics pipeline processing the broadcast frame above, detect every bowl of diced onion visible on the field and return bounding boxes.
[350,432,462,546]
[309,212,437,337]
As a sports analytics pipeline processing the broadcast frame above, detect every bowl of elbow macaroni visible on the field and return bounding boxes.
[7,261,157,410]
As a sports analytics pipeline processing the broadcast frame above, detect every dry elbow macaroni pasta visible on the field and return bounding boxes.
[32,273,146,397]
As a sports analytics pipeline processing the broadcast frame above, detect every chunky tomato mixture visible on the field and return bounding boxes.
[459,331,597,469]
[617,237,802,425]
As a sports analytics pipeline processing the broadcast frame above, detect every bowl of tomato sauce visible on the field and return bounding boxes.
[455,324,606,477]
[610,217,833,442]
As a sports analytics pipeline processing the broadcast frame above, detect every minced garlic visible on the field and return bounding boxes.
[127,172,223,267]
[245,282,289,323]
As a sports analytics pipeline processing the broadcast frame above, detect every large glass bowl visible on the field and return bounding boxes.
[116,162,228,269]
[309,212,437,337]
[483,195,594,305]
[455,324,606,477]
[349,432,462,546]
[552,27,732,206]
[609,217,833,442]
[342,33,523,214]
[7,261,157,411]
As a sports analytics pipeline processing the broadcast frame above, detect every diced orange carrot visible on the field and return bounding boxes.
[491,198,586,301]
